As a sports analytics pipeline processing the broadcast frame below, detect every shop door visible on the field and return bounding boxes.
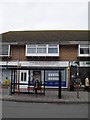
[20,70,28,88]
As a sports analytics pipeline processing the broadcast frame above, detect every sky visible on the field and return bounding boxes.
[0,0,89,33]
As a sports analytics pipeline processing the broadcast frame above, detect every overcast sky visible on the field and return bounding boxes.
[0,0,89,33]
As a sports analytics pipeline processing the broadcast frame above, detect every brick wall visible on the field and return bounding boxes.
[11,45,26,61]
[59,45,78,61]
[2,45,89,61]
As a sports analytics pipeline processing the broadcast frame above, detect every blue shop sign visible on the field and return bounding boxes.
[45,81,66,87]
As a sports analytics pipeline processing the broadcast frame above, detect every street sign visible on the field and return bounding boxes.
[70,61,79,67]
[86,61,90,65]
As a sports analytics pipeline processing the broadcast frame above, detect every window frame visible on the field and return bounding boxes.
[36,44,47,54]
[0,44,11,57]
[78,45,90,57]
[48,44,59,56]
[26,44,59,57]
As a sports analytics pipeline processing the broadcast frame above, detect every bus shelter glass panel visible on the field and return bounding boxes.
[61,70,66,87]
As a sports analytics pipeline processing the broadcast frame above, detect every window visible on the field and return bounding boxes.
[45,70,66,87]
[0,44,10,57]
[78,45,90,57]
[24,73,26,81]
[48,48,58,53]
[48,45,58,54]
[26,44,59,56]
[48,44,59,56]
[45,70,59,81]
[21,73,23,81]
[21,72,27,82]
[27,45,36,54]
[37,45,46,53]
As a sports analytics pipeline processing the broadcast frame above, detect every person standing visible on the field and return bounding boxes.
[85,76,89,92]
[35,79,39,95]
[4,77,10,86]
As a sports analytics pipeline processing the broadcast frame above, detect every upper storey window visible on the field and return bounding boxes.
[27,45,36,54]
[78,45,90,57]
[37,45,46,54]
[0,44,10,57]
[48,45,58,54]
[26,44,59,57]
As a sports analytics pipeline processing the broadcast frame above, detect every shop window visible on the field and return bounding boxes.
[45,70,66,88]
[47,72,59,81]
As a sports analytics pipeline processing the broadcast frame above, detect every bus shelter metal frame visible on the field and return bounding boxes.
[7,66,61,98]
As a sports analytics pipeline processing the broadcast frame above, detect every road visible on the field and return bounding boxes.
[1,101,88,118]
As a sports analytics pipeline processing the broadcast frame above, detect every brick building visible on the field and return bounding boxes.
[0,30,90,89]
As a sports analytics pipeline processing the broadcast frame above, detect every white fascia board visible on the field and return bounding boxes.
[20,61,69,67]
[0,61,18,66]
[0,61,69,67]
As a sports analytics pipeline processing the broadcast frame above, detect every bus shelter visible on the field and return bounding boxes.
[7,66,61,98]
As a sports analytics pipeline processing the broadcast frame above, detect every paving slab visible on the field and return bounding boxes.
[0,88,89,104]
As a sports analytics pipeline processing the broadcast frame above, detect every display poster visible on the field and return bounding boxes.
[33,71,41,83]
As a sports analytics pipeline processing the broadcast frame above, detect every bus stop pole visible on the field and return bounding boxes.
[14,70,15,94]
[28,70,30,93]
[10,70,13,95]
[44,70,45,95]
[77,65,79,98]
[59,70,61,99]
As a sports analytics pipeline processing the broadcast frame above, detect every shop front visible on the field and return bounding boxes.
[70,61,90,86]
[0,61,68,89]
[19,60,68,88]
[19,69,67,88]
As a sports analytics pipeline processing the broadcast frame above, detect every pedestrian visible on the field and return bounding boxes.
[70,75,74,91]
[4,77,10,86]
[84,76,89,92]
[34,79,39,95]
[78,78,82,87]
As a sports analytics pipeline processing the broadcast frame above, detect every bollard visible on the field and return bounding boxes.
[77,90,79,98]
[59,71,61,99]
[77,84,79,98]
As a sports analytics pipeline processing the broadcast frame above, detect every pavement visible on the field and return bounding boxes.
[0,88,89,104]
